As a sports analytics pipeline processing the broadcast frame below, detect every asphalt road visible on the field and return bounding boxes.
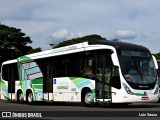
[0,100,160,120]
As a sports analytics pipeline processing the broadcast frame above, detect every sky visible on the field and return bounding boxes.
[0,0,160,53]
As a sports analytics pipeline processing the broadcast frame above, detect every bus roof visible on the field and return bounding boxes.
[2,40,150,65]
[88,40,150,52]
[2,59,17,65]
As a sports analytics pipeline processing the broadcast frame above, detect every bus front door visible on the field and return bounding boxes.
[96,55,112,102]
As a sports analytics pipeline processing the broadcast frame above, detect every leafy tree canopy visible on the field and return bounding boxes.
[153,52,160,60]
[52,34,107,48]
[0,24,41,65]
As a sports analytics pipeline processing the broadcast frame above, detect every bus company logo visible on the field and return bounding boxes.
[2,112,11,117]
[1,112,42,118]
[52,45,77,53]
[53,79,56,84]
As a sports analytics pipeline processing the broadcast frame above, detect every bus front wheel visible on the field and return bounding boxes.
[82,91,94,107]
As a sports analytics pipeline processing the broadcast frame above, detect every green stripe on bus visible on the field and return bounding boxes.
[134,93,146,96]
[1,83,6,88]
[19,56,32,62]
[20,80,26,95]
[92,89,95,94]
[69,77,78,81]
[30,82,36,101]
[33,85,43,89]
[70,78,86,85]
[92,89,96,102]
[31,78,43,84]
[4,96,10,100]
[0,79,5,84]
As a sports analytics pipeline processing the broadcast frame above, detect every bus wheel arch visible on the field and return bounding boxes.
[26,89,34,104]
[81,87,94,107]
[17,89,24,103]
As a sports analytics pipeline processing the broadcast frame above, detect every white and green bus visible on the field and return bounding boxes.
[0,41,159,106]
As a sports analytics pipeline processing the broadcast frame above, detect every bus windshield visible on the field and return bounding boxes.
[118,50,157,89]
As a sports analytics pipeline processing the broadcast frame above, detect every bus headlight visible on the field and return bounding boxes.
[154,87,159,95]
[122,82,134,95]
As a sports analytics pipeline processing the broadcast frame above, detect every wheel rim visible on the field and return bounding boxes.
[28,93,33,103]
[85,92,93,105]
[18,93,23,102]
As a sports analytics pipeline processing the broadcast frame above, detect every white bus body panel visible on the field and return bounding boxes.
[0,80,8,100]
[111,76,159,103]
[52,77,95,102]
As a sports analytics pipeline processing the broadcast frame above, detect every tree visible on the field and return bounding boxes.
[52,34,106,48]
[0,24,41,65]
[153,52,160,60]
[27,47,42,54]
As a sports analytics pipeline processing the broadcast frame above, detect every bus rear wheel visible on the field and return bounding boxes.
[27,92,34,104]
[82,91,94,107]
[17,91,24,103]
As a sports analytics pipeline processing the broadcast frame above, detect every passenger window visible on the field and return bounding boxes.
[81,52,95,79]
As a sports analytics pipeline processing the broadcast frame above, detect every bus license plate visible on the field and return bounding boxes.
[141,96,149,101]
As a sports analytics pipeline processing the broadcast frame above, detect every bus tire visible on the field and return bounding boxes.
[17,90,24,103]
[82,91,94,107]
[27,91,34,104]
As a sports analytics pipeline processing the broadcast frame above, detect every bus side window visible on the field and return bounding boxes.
[43,62,54,93]
[83,58,93,75]
[56,57,66,77]
[65,54,81,77]
[2,64,18,93]
[35,58,55,93]
[81,52,95,79]
[2,65,8,81]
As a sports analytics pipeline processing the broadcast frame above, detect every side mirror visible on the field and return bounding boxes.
[152,55,158,69]
[111,53,119,67]
[111,66,121,89]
